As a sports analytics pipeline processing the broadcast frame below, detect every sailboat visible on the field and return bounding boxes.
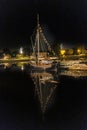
[30,14,58,71]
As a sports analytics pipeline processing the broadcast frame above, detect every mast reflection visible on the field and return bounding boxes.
[30,71,59,113]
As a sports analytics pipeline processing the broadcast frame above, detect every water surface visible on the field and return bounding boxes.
[0,62,87,130]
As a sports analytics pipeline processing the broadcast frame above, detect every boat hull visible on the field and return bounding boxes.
[29,62,58,72]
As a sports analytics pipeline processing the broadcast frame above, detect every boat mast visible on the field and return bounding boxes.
[37,14,39,64]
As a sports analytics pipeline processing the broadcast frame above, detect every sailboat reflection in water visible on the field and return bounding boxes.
[30,71,59,113]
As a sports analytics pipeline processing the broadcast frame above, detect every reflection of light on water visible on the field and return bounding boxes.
[0,62,29,71]
[60,70,87,78]
[30,71,59,113]
[0,62,59,114]
[3,63,11,69]
[21,65,24,71]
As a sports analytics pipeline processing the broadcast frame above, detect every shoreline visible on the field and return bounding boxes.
[0,58,30,63]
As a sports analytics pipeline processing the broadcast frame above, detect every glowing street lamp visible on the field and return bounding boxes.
[60,49,66,55]
[77,49,81,54]
[19,47,23,54]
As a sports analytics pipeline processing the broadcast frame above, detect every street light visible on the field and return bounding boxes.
[60,49,66,55]
[77,49,81,54]
[19,47,23,54]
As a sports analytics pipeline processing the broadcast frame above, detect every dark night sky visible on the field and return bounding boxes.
[0,0,87,48]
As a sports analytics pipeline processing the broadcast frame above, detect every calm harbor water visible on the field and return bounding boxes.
[0,62,87,130]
